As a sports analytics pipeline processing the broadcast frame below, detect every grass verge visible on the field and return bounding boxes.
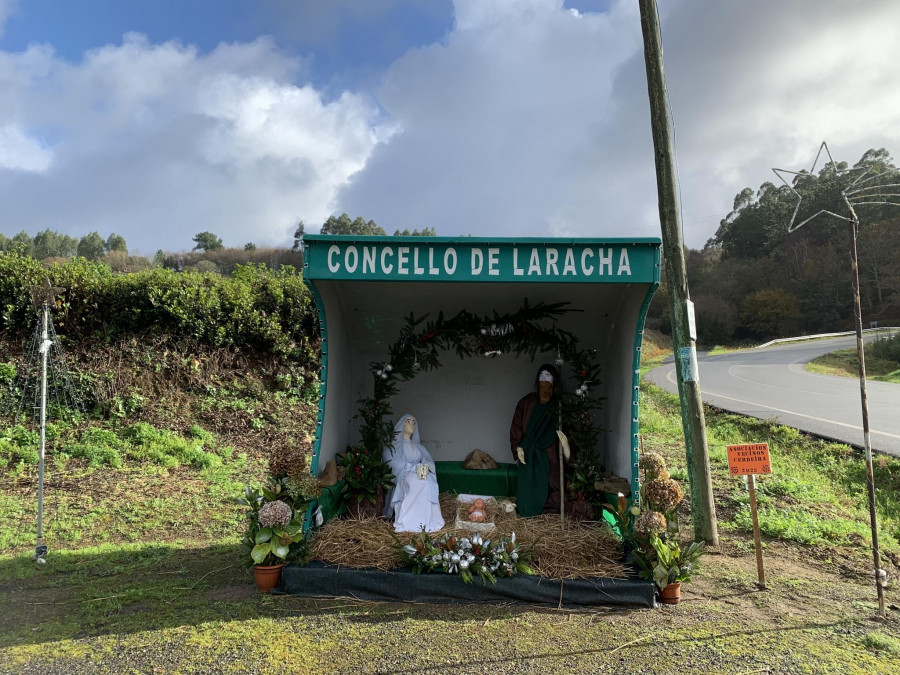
[1,333,899,673]
[806,332,900,382]
[807,348,900,382]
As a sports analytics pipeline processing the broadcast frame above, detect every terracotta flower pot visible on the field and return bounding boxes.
[659,582,682,605]
[253,563,285,593]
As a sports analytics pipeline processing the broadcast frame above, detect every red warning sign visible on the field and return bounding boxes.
[727,443,771,476]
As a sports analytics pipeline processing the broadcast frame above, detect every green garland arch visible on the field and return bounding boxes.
[346,299,610,503]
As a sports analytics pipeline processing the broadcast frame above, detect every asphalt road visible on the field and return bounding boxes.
[644,334,900,457]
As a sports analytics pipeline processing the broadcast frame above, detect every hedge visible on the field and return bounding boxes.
[0,253,317,357]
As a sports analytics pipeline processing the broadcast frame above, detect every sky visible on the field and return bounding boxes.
[1,0,899,254]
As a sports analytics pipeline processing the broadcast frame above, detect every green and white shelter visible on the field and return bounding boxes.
[302,235,661,506]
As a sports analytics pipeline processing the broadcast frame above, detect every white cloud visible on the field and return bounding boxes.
[338,0,900,247]
[0,124,53,172]
[0,33,390,251]
[340,0,646,238]
[3,0,900,251]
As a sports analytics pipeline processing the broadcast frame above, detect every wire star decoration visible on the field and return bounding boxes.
[772,141,900,232]
[29,278,66,309]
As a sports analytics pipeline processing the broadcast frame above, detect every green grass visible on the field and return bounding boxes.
[2,333,899,673]
[807,348,900,382]
[0,422,266,553]
[1,420,227,472]
[807,332,900,382]
[1,540,897,674]
[863,631,900,654]
[639,382,900,554]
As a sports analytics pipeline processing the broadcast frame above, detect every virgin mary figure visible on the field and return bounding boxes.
[382,414,445,533]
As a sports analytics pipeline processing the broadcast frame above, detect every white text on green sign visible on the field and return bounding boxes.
[309,243,656,283]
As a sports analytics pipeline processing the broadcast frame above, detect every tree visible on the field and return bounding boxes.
[320,213,386,235]
[193,260,220,273]
[77,231,107,260]
[31,228,78,259]
[105,233,128,254]
[739,289,800,339]
[707,148,898,260]
[692,294,738,346]
[393,227,437,236]
[192,231,224,251]
[292,221,305,251]
[244,242,257,251]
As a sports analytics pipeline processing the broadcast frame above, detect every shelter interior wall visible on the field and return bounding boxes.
[314,281,652,479]
[315,282,354,471]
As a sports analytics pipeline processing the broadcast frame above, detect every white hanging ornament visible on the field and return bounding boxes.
[385,364,393,372]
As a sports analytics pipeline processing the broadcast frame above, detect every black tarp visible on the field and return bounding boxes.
[277,561,657,608]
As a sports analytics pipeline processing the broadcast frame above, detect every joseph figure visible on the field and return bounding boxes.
[509,364,570,517]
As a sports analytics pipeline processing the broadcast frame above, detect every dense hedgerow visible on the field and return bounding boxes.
[0,253,317,357]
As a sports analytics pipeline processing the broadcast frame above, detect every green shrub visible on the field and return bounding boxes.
[0,362,16,384]
[871,333,900,364]
[0,424,39,465]
[0,253,317,357]
[68,443,123,468]
[124,421,161,444]
[187,425,214,443]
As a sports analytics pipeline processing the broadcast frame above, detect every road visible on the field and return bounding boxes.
[644,334,900,457]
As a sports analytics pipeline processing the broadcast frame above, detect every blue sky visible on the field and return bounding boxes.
[1,0,456,94]
[1,0,899,254]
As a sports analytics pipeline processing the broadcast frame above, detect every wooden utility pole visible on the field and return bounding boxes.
[638,0,719,545]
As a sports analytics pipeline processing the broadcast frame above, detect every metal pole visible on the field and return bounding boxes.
[639,0,718,545]
[849,219,885,618]
[35,303,49,563]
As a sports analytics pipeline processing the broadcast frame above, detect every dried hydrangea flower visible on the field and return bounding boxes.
[634,510,667,534]
[639,452,667,479]
[258,500,293,528]
[286,473,322,500]
[644,478,684,512]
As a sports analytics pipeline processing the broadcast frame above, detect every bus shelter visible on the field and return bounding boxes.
[301,234,661,513]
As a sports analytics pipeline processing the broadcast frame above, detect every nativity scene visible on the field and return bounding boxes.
[269,234,668,606]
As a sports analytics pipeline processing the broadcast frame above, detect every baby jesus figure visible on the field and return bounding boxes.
[468,498,487,523]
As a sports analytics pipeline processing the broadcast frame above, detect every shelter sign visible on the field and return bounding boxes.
[303,236,659,283]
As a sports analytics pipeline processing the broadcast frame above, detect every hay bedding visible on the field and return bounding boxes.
[310,493,627,579]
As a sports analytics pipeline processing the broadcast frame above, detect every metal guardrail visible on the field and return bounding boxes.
[756,327,898,349]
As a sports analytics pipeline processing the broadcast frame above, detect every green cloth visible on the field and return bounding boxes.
[516,399,558,517]
[433,461,517,497]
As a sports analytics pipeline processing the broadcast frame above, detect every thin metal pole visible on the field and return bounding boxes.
[639,0,718,545]
[35,303,49,562]
[849,219,885,618]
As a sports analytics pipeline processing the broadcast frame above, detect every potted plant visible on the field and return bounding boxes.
[632,532,705,604]
[338,444,395,519]
[564,458,601,521]
[237,477,312,592]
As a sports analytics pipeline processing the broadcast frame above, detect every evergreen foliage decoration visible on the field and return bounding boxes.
[353,299,605,460]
